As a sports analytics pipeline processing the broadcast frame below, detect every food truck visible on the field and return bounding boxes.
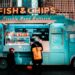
[0,0,75,69]
[0,14,75,69]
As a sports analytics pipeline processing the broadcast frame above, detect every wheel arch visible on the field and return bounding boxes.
[70,55,75,65]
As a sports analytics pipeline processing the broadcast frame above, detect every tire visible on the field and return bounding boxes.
[72,60,75,67]
[70,58,75,68]
[0,59,7,69]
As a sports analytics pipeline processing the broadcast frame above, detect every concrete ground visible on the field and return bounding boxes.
[0,66,75,75]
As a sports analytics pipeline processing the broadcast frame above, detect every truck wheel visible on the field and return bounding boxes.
[71,58,75,68]
[0,59,7,69]
[73,60,75,67]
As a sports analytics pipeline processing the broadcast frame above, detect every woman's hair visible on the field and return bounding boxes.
[31,41,43,51]
[9,48,14,53]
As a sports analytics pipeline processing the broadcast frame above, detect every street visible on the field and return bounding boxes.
[0,66,75,75]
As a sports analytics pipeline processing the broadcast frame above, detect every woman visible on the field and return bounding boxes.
[7,48,15,75]
[31,41,43,75]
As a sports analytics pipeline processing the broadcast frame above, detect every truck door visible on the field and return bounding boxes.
[49,23,66,65]
[68,32,75,66]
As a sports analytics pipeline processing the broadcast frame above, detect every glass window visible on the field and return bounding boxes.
[51,28,63,34]
[5,31,30,45]
[31,28,49,41]
[12,0,31,8]
[17,0,22,7]
[22,0,31,8]
[70,34,75,43]
[12,0,17,7]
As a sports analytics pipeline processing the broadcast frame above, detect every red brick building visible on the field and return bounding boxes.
[42,0,75,20]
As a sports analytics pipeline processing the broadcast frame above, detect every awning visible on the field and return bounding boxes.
[0,20,55,24]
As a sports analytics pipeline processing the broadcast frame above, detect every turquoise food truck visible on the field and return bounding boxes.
[0,15,75,69]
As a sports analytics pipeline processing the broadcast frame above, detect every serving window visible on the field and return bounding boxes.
[5,31,30,45]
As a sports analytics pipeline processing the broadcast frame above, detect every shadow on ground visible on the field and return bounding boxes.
[0,66,75,75]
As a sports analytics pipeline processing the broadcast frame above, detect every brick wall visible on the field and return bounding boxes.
[42,0,75,20]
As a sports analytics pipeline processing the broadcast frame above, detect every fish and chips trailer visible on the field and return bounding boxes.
[0,15,75,69]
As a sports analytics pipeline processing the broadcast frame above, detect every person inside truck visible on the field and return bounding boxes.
[31,39,43,75]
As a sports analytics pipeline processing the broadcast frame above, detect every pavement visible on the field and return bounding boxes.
[0,66,75,75]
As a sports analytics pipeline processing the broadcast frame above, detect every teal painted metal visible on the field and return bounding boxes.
[0,14,75,65]
[23,0,31,7]
[67,31,75,64]
[0,24,4,53]
[49,23,69,65]
[1,23,71,65]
